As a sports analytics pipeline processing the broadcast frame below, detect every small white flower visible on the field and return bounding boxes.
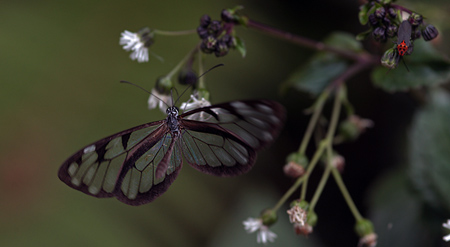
[287,205,306,225]
[180,95,211,112]
[243,218,277,244]
[148,89,171,113]
[180,95,213,121]
[443,219,450,241]
[120,30,149,63]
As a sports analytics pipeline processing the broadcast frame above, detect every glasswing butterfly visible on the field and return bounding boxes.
[58,95,285,206]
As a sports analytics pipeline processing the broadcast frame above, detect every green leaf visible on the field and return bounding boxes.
[368,170,440,247]
[282,32,363,95]
[358,4,377,25]
[323,32,364,53]
[371,41,450,92]
[358,3,370,25]
[409,89,450,211]
[235,36,246,58]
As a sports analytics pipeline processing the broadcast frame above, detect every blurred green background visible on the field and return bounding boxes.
[1,0,449,246]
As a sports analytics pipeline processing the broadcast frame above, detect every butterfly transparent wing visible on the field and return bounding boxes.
[179,100,285,176]
[58,120,183,206]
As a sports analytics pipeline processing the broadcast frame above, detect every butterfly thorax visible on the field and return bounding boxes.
[166,106,180,134]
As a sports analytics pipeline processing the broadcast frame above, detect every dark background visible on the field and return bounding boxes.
[1,0,448,246]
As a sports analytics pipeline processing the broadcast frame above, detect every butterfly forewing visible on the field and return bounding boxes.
[59,99,285,205]
[58,120,183,205]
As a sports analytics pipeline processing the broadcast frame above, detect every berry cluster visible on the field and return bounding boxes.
[197,10,238,57]
[359,1,439,44]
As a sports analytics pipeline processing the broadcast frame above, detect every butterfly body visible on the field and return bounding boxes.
[59,100,285,205]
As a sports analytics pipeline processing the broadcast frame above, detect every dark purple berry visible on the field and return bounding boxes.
[382,17,391,26]
[197,26,208,39]
[200,15,211,28]
[368,14,378,26]
[373,26,386,42]
[387,8,397,18]
[200,42,213,54]
[209,20,222,36]
[374,7,385,19]
[178,69,198,86]
[386,25,397,38]
[214,41,229,57]
[411,29,421,40]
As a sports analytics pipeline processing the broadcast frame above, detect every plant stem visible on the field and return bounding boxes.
[300,139,327,201]
[298,90,330,154]
[154,29,197,36]
[165,44,200,79]
[247,20,364,62]
[309,145,333,211]
[331,167,364,221]
[271,176,305,212]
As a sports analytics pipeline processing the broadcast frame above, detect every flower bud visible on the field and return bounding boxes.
[284,152,308,178]
[214,41,229,57]
[372,27,386,42]
[338,115,374,141]
[355,219,377,247]
[221,9,237,23]
[382,17,391,26]
[203,35,217,50]
[409,13,423,26]
[374,7,385,19]
[355,218,375,237]
[221,34,236,48]
[359,233,378,247]
[368,14,378,27]
[197,26,208,39]
[331,153,345,172]
[422,24,439,41]
[137,27,154,47]
[261,209,277,226]
[178,69,198,86]
[387,8,397,18]
[385,25,397,38]
[199,14,211,28]
[294,223,313,235]
[200,42,213,54]
[381,48,399,69]
[411,29,421,40]
[155,76,172,95]
[208,20,222,36]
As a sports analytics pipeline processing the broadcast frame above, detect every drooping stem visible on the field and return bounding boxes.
[154,29,197,36]
[247,20,364,62]
[271,176,306,212]
[308,145,333,211]
[332,166,364,221]
[165,44,200,79]
[298,90,330,155]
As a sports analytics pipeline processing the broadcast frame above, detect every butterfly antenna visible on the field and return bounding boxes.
[174,64,225,106]
[120,80,170,108]
[198,63,224,78]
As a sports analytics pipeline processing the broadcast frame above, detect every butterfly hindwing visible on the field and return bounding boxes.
[58,120,183,205]
[179,100,285,176]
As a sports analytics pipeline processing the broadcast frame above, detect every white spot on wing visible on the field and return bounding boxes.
[84,145,96,154]
[230,101,247,109]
